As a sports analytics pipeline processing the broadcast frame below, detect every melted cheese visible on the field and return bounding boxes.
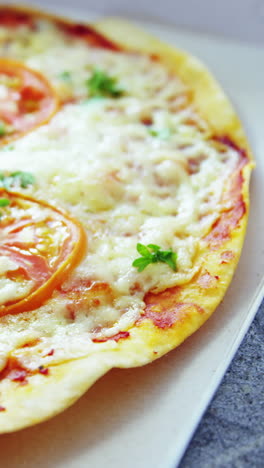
[0,18,240,371]
[0,278,33,306]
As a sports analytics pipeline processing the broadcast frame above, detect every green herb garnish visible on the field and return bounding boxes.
[86,69,123,98]
[0,197,10,219]
[10,171,35,188]
[59,71,72,81]
[0,122,6,137]
[148,127,172,140]
[0,171,35,189]
[0,198,10,207]
[132,243,177,272]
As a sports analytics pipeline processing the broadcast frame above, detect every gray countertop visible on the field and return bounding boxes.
[179,299,264,467]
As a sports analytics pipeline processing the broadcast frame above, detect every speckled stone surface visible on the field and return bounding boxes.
[179,299,264,468]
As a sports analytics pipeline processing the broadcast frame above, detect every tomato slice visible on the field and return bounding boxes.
[0,189,86,316]
[0,59,58,145]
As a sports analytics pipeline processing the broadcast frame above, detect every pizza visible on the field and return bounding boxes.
[0,6,253,432]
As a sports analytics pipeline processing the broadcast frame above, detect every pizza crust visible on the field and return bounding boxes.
[0,12,254,433]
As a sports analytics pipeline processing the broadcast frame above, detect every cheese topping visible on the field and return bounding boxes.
[0,17,240,373]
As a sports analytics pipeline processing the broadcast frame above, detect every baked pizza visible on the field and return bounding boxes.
[0,6,253,432]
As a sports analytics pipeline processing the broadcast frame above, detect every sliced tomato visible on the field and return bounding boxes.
[0,59,58,145]
[0,189,86,316]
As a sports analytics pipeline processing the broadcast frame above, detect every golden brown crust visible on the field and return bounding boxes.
[0,8,254,433]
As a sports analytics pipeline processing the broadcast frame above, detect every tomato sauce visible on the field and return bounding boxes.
[92,331,130,343]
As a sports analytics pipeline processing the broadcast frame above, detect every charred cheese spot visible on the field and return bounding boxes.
[197,271,219,289]
[221,250,235,264]
[143,286,205,329]
[0,356,50,384]
[144,301,204,330]
[0,357,30,385]
[92,331,130,343]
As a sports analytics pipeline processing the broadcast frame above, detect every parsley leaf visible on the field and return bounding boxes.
[136,243,152,257]
[132,257,152,272]
[132,243,177,272]
[148,127,172,140]
[0,198,10,207]
[86,69,123,98]
[0,122,7,137]
[59,71,72,81]
[0,171,35,190]
[10,171,35,188]
[0,197,10,220]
